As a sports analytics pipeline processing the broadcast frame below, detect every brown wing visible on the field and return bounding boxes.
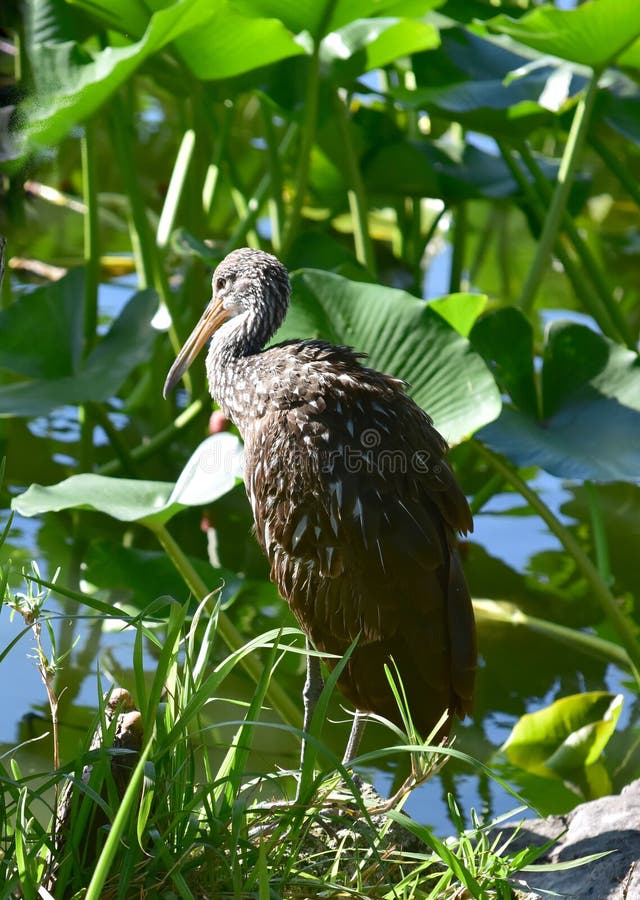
[244,355,476,738]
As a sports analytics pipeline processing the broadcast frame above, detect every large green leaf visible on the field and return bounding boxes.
[12,433,243,526]
[389,28,582,138]
[320,16,440,81]
[475,312,640,482]
[281,270,501,444]
[470,307,538,417]
[0,268,84,379]
[23,0,304,149]
[233,0,442,41]
[0,275,158,418]
[163,4,306,81]
[488,0,640,69]
[503,691,623,778]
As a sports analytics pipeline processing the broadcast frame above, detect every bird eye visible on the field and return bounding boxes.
[215,276,227,293]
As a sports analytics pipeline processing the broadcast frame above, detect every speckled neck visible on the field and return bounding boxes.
[204,292,287,434]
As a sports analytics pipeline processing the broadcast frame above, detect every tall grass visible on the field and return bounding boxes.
[1,556,581,898]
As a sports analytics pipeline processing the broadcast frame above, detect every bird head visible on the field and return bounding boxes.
[163,247,290,397]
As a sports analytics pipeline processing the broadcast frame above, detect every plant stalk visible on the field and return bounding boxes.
[585,481,612,586]
[518,142,635,350]
[517,70,601,314]
[473,599,630,670]
[498,140,619,340]
[157,128,196,249]
[261,99,285,253]
[97,396,206,477]
[332,89,376,275]
[151,522,301,730]
[226,124,297,251]
[473,439,640,683]
[449,202,467,294]
[280,0,338,258]
[109,94,182,358]
[81,120,99,354]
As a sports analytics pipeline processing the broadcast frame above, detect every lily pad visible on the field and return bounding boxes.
[12,433,243,526]
[282,269,501,444]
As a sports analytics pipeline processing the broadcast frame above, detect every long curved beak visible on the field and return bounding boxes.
[163,295,230,398]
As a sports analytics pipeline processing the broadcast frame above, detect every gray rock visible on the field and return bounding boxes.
[505,779,640,898]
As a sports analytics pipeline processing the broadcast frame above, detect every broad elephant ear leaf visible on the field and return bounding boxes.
[487,0,640,68]
[12,434,243,526]
[476,313,640,481]
[281,269,501,445]
[0,273,158,419]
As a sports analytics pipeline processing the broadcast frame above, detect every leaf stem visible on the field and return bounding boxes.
[449,202,467,294]
[261,99,285,253]
[150,522,301,730]
[109,94,183,357]
[88,403,138,477]
[469,472,504,516]
[473,439,640,684]
[585,482,612,586]
[81,120,99,355]
[498,140,619,339]
[202,101,233,216]
[157,128,196,249]
[280,0,337,259]
[591,131,640,210]
[226,124,297,251]
[109,96,155,290]
[332,89,376,275]
[97,396,206,477]
[473,599,630,671]
[517,70,600,314]
[518,142,635,350]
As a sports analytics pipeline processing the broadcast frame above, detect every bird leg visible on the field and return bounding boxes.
[342,709,368,765]
[299,640,324,775]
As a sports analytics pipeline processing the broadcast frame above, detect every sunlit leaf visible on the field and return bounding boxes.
[503,691,623,778]
[12,433,243,525]
[390,28,583,137]
[487,0,640,69]
[168,5,306,80]
[428,293,487,338]
[23,0,306,150]
[282,270,501,444]
[321,16,440,80]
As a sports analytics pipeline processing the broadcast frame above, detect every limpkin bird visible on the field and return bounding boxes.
[164,248,476,766]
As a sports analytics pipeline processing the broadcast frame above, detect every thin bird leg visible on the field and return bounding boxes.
[342,710,368,765]
[299,639,324,774]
